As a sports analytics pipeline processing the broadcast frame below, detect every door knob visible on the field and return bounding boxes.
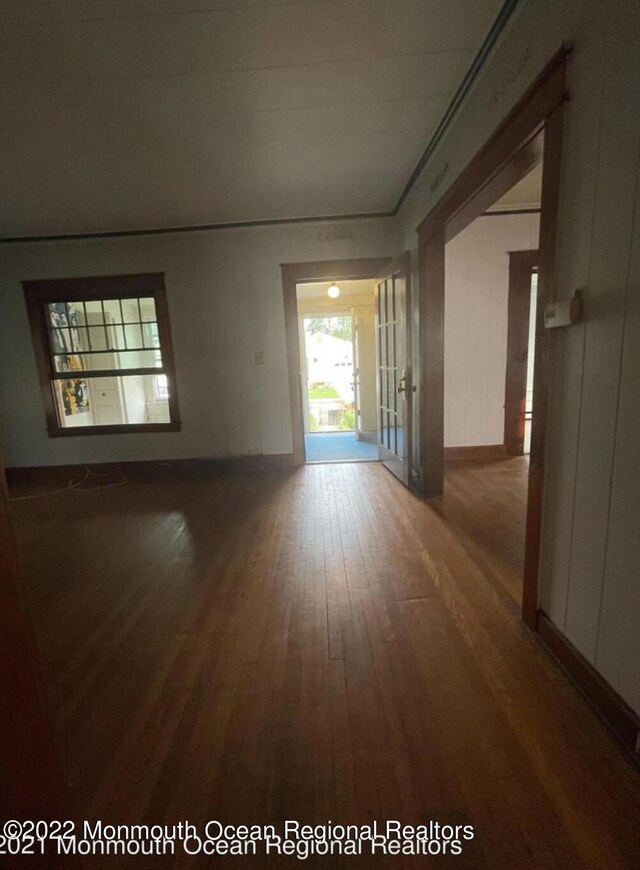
[397,373,416,394]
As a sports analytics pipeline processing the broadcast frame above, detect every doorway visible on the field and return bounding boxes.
[281,255,414,479]
[296,283,378,463]
[441,170,542,608]
[282,258,389,465]
[418,48,567,626]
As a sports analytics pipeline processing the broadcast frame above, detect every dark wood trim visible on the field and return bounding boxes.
[153,277,182,431]
[281,258,390,465]
[504,250,539,456]
[281,258,392,285]
[45,422,181,438]
[22,273,182,437]
[520,99,564,628]
[22,272,165,299]
[420,228,446,497]
[0,212,392,245]
[444,444,508,461]
[536,612,640,765]
[417,48,568,628]
[5,453,296,489]
[0,205,540,245]
[484,207,542,217]
[24,286,60,433]
[446,129,543,243]
[417,46,569,245]
[51,367,167,380]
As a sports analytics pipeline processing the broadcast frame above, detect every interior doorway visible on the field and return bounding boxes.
[417,49,567,626]
[439,165,542,608]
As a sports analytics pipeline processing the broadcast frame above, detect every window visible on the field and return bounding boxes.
[145,322,169,399]
[23,272,181,436]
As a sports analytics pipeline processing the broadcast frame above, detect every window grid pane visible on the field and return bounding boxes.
[45,296,167,388]
[53,374,171,426]
[46,297,170,428]
[26,275,179,435]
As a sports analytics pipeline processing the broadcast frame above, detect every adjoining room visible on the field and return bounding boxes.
[439,164,542,607]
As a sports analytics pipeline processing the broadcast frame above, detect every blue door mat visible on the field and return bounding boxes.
[305,432,379,462]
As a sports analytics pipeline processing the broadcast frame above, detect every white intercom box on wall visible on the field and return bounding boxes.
[544,290,582,328]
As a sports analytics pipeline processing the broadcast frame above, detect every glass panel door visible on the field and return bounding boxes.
[375,254,412,486]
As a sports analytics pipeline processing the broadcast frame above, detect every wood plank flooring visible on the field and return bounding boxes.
[9,462,640,869]
[438,456,530,607]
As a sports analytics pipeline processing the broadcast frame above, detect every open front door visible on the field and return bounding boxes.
[375,252,413,486]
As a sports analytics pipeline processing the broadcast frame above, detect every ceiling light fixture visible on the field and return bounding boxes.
[327,283,340,298]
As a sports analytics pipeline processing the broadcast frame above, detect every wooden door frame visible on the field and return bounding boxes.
[504,249,539,456]
[281,258,390,465]
[417,47,568,628]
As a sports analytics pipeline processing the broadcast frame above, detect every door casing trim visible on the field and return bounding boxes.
[504,249,539,456]
[416,46,569,628]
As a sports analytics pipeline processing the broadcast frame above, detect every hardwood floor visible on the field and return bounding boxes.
[9,462,640,869]
[438,456,530,607]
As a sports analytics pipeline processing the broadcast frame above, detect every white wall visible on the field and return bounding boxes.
[121,376,147,424]
[353,306,377,435]
[397,0,640,714]
[0,218,395,467]
[444,212,539,447]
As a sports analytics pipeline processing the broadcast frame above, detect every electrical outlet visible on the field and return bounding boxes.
[253,351,265,365]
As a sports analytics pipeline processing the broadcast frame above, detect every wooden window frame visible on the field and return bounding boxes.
[22,272,181,437]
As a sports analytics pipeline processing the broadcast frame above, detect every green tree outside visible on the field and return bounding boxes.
[304,316,353,342]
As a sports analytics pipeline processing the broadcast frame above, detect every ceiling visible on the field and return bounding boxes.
[0,0,505,237]
[297,279,373,299]
[489,163,543,212]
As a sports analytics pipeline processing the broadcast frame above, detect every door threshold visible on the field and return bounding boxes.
[305,459,380,466]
